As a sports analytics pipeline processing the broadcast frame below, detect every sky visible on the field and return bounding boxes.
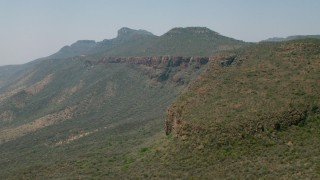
[0,0,319,66]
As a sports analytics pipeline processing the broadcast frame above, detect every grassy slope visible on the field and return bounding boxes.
[1,39,319,179]
[5,30,320,179]
[13,39,318,179]
[0,55,208,179]
[172,39,320,134]
[0,27,247,179]
[121,39,320,179]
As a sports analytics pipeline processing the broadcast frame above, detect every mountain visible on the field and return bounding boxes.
[116,27,154,41]
[141,27,245,56]
[0,27,246,179]
[51,40,97,59]
[49,27,245,59]
[1,28,319,179]
[263,35,320,42]
[154,39,319,178]
[49,27,156,59]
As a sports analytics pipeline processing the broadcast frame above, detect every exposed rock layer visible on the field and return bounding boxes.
[85,56,210,68]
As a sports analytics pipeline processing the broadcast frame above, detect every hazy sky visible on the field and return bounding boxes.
[0,0,319,66]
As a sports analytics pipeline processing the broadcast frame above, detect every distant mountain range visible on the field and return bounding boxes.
[263,35,320,42]
[49,27,245,59]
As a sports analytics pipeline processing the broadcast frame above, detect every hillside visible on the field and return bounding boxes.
[0,54,212,178]
[130,39,319,179]
[14,38,318,179]
[2,28,319,179]
[1,26,245,179]
[167,39,320,139]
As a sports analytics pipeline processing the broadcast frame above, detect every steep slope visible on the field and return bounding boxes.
[125,39,320,179]
[0,55,210,179]
[166,39,320,140]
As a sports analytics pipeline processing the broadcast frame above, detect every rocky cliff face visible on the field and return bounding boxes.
[84,56,211,85]
[86,56,209,68]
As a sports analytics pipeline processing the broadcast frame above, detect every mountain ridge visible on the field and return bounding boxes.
[263,35,320,42]
[117,27,154,38]
[48,27,246,59]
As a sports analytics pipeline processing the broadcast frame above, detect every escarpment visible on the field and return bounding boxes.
[83,56,212,85]
[165,102,317,145]
[85,56,209,68]
[165,40,320,145]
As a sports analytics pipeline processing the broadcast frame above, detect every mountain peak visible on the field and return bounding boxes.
[117,27,153,38]
[166,27,219,35]
[117,27,136,36]
[71,40,96,47]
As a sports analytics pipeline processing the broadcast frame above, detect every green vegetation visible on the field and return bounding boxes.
[0,50,208,179]
[169,39,320,137]
[160,39,320,178]
[0,58,178,178]
[0,27,319,179]
[124,113,320,179]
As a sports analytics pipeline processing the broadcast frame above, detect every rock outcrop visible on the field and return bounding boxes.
[86,56,209,68]
[84,56,211,85]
